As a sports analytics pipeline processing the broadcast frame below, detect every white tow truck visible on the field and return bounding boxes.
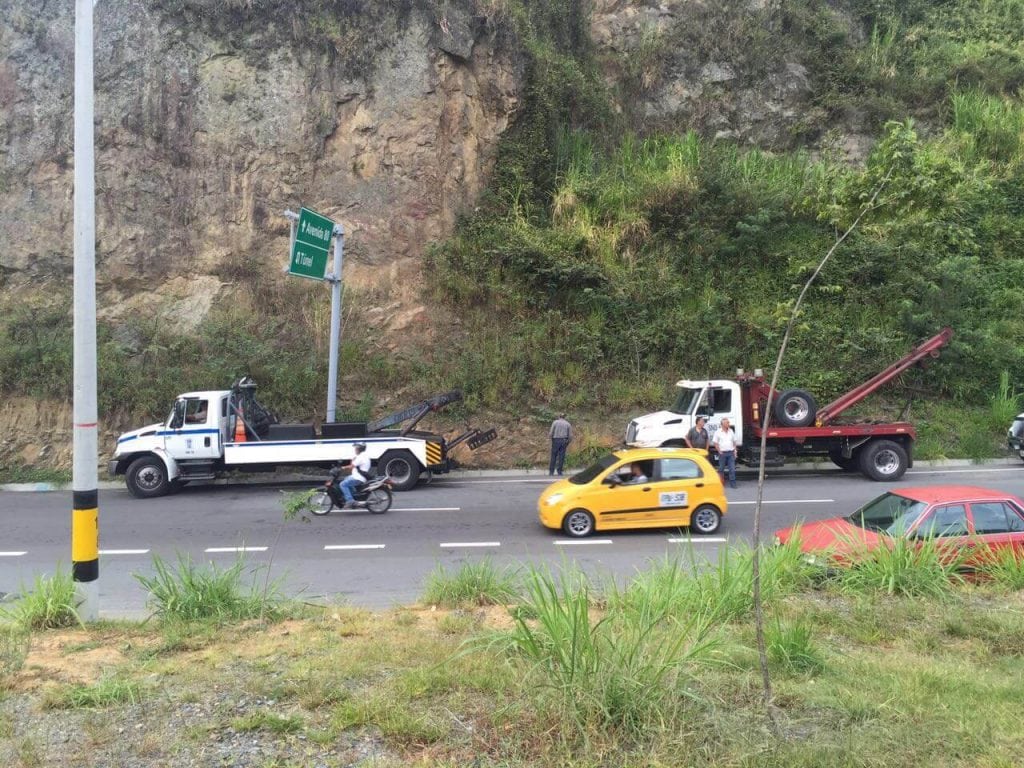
[109,378,496,498]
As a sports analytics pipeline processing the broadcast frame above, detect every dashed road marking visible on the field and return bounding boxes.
[440,541,500,548]
[0,551,27,557]
[667,537,728,543]
[393,507,461,512]
[554,539,613,546]
[100,549,150,555]
[204,546,268,553]
[730,499,834,505]
[324,544,386,551]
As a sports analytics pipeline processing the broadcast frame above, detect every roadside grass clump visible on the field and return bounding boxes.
[230,710,304,735]
[829,535,966,598]
[0,624,31,683]
[134,554,283,623]
[42,676,144,709]
[767,615,826,675]
[420,559,521,608]
[501,566,718,736]
[975,546,1024,591]
[0,569,82,631]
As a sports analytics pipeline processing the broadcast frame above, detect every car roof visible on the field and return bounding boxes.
[612,447,710,461]
[892,485,1017,504]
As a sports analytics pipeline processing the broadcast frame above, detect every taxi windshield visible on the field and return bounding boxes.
[670,387,704,415]
[570,453,619,485]
[846,492,928,536]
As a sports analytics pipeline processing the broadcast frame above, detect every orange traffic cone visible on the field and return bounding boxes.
[233,407,247,442]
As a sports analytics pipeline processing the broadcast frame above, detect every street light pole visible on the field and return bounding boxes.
[72,0,99,621]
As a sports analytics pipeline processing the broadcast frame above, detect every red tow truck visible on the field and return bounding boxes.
[625,328,954,481]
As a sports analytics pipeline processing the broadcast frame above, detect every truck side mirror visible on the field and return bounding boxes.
[169,401,185,430]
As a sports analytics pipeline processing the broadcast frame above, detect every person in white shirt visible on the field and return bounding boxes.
[711,418,740,489]
[340,443,372,508]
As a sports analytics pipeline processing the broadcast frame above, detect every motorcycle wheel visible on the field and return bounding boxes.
[309,491,334,516]
[366,488,392,514]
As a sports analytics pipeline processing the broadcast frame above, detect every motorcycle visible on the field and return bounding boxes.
[309,465,393,515]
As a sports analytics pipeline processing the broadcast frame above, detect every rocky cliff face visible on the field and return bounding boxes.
[0,0,847,469]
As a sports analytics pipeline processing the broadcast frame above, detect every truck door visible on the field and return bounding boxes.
[164,397,221,460]
[701,386,742,445]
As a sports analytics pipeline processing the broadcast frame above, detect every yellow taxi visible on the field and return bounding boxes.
[538,447,728,538]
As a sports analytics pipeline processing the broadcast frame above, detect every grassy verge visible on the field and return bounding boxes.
[3,551,1024,765]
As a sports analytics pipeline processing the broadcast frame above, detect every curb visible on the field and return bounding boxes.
[2,457,1020,493]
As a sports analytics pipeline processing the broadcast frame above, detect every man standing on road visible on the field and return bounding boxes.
[548,414,573,476]
[712,418,740,489]
[685,415,710,455]
[341,443,372,509]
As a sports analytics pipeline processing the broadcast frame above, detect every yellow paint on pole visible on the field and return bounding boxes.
[72,507,99,562]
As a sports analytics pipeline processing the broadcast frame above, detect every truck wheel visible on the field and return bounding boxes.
[126,456,170,499]
[774,389,818,427]
[828,449,859,472]
[562,509,595,538]
[858,440,908,481]
[378,450,421,492]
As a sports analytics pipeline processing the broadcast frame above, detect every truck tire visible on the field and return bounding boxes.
[774,389,818,427]
[126,456,170,499]
[378,450,421,492]
[858,439,908,481]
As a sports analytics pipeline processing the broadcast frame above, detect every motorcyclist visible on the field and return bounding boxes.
[340,443,372,509]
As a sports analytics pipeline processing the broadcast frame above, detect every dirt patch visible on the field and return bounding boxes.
[14,630,127,691]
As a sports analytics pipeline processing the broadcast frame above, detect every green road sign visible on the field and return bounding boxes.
[289,207,335,280]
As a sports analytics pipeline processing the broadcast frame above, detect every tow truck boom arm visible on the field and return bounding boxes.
[814,327,953,426]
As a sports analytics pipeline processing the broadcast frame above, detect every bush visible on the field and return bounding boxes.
[1,570,82,631]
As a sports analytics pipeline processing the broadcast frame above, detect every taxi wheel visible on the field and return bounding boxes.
[562,509,595,538]
[690,505,722,535]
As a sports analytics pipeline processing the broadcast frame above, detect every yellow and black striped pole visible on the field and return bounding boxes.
[72,0,99,620]
[72,489,99,585]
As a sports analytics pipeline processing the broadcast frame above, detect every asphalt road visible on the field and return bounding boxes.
[2,465,1023,616]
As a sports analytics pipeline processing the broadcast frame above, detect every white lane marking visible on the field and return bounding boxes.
[730,499,834,505]
[0,551,27,557]
[393,507,461,512]
[909,467,1023,476]
[99,549,150,555]
[324,544,386,551]
[440,541,500,548]
[668,537,728,543]
[554,539,613,546]
[204,546,268,553]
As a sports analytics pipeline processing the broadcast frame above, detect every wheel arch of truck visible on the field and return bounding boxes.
[111,448,180,481]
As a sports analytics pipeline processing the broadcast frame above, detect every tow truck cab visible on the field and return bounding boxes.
[626,380,743,449]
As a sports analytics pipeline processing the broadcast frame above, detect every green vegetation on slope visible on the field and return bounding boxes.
[0,0,1022,449]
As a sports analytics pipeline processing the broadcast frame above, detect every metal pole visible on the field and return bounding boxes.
[72,0,99,621]
[325,224,345,422]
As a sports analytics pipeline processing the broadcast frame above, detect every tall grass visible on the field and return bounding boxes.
[503,566,718,735]
[830,535,966,598]
[134,554,282,623]
[975,546,1024,590]
[420,560,521,608]
[767,615,825,675]
[0,624,31,682]
[1,569,82,631]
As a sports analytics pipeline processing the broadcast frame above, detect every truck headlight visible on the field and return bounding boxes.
[546,493,564,506]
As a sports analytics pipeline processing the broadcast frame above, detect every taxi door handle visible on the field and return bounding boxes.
[695,483,704,488]
[642,487,651,492]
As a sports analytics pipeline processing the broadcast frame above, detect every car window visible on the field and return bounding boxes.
[915,504,969,538]
[657,458,702,481]
[184,398,209,425]
[971,501,1024,534]
[570,454,619,485]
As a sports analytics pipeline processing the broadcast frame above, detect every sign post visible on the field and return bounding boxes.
[284,208,344,422]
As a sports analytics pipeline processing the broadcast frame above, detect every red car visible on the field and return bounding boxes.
[775,485,1024,564]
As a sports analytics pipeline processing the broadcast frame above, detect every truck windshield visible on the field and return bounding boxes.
[570,454,620,485]
[846,492,928,536]
[669,387,704,415]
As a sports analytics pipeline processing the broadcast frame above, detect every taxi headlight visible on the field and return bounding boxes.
[545,493,564,506]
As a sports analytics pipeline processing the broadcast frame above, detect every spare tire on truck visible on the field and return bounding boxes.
[774,389,818,427]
